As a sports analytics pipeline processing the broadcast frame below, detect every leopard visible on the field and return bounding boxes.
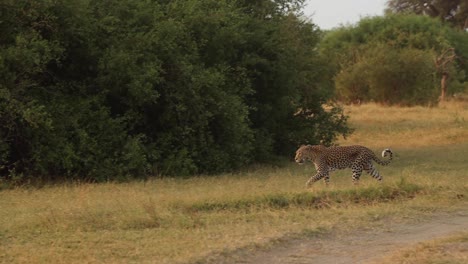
[295,145,393,187]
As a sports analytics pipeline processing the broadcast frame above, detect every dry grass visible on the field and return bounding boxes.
[342,101,468,148]
[1,102,467,263]
[377,232,468,264]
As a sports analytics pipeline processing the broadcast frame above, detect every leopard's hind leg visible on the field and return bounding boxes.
[364,162,383,182]
[351,161,364,185]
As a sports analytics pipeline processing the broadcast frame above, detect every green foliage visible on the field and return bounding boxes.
[335,44,438,104]
[321,14,468,105]
[0,0,350,180]
[386,0,468,30]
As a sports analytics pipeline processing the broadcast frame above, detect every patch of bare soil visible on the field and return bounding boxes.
[202,209,468,264]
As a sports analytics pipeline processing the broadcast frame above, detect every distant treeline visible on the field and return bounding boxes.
[0,0,350,180]
[320,14,468,105]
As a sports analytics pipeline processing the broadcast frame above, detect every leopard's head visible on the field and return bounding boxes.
[295,145,324,165]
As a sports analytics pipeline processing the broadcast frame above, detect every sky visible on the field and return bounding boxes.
[303,0,388,29]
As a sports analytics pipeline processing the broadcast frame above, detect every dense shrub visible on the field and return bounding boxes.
[0,0,350,180]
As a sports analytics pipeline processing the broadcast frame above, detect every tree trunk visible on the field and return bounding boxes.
[440,72,448,101]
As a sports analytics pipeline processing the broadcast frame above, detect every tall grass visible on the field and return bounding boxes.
[185,180,423,213]
[0,102,467,263]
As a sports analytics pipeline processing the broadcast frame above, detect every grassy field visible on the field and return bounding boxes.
[378,232,468,264]
[1,102,467,263]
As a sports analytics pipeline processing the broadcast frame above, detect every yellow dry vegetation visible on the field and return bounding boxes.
[0,101,467,263]
[342,101,468,148]
[377,232,468,264]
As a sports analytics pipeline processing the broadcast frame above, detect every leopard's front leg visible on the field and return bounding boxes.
[306,171,329,188]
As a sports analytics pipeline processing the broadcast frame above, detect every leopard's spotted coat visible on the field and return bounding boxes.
[295,145,393,187]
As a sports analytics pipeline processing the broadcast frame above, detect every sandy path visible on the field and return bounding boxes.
[215,210,468,264]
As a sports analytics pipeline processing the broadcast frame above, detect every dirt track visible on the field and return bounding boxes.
[210,209,468,264]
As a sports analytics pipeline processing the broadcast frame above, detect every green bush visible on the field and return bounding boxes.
[0,0,350,181]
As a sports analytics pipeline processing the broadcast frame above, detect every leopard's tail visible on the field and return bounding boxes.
[373,148,393,166]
